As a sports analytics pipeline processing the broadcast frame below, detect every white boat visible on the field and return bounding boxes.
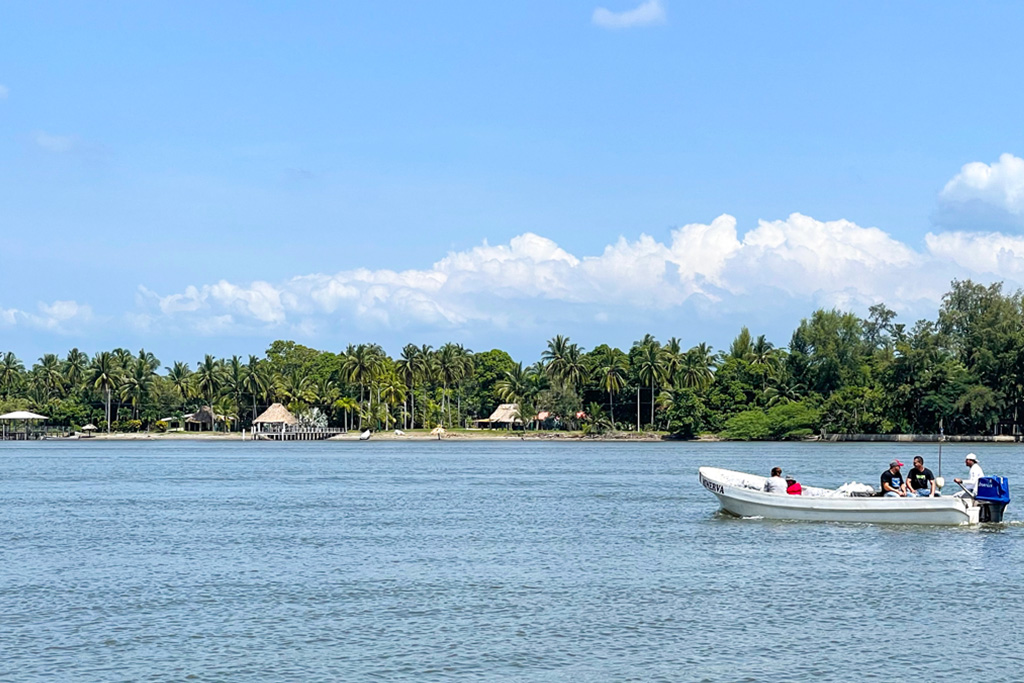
[359,430,372,441]
[698,467,1010,526]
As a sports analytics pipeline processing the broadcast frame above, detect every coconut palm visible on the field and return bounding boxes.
[1,352,25,400]
[119,356,156,420]
[64,348,89,393]
[397,344,433,429]
[166,361,193,405]
[276,371,313,413]
[378,371,408,430]
[591,348,628,427]
[35,353,66,399]
[334,396,358,432]
[342,344,383,429]
[679,343,716,391]
[193,355,225,430]
[436,343,471,428]
[87,351,118,433]
[634,342,669,428]
[242,355,271,419]
[496,362,530,404]
[224,355,247,419]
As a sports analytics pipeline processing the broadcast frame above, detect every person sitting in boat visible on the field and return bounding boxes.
[880,460,908,497]
[906,456,937,497]
[785,473,801,495]
[953,453,985,494]
[764,467,787,494]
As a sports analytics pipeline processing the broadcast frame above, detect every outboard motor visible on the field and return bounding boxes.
[975,477,1010,523]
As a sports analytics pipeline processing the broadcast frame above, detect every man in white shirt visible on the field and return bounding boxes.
[954,453,985,493]
[764,467,787,494]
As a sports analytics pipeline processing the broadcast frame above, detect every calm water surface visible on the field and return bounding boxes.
[2,440,1023,681]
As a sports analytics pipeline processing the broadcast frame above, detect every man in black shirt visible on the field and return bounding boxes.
[906,456,937,497]
[880,460,907,497]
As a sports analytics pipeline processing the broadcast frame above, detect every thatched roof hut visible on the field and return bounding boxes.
[474,403,521,428]
[253,403,298,426]
[185,406,217,431]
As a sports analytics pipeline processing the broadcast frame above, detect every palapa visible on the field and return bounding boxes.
[252,403,298,426]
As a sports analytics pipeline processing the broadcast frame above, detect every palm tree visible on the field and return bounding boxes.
[496,362,530,403]
[749,334,779,391]
[665,337,685,388]
[166,361,193,406]
[276,371,313,413]
[36,353,65,399]
[137,348,160,373]
[397,344,433,429]
[679,343,716,391]
[119,356,156,420]
[342,344,383,429]
[436,343,470,428]
[193,355,225,431]
[224,356,247,419]
[87,352,118,433]
[64,348,89,393]
[0,352,25,400]
[542,335,572,385]
[242,355,270,419]
[378,371,407,430]
[334,396,358,432]
[592,348,627,427]
[635,342,668,428]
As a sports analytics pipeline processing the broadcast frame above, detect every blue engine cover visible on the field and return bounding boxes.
[975,476,1010,504]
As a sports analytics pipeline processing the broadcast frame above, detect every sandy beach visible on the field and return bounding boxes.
[85,429,677,442]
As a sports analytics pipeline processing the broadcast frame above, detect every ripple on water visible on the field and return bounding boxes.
[1,439,1023,682]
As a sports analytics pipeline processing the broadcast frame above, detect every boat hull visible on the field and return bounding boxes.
[699,467,977,526]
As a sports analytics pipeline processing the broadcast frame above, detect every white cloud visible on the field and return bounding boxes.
[937,153,1024,229]
[592,0,666,29]
[137,213,967,337]
[0,84,8,99]
[925,231,1024,278]
[0,300,93,333]
[34,131,78,153]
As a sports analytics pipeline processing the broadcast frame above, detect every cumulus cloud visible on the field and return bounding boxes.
[138,213,980,338]
[592,0,666,29]
[34,131,78,153]
[937,153,1024,230]
[0,300,94,333]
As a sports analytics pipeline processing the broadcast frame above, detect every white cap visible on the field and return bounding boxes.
[966,453,979,462]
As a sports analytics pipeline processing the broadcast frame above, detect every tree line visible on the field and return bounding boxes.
[2,280,1024,439]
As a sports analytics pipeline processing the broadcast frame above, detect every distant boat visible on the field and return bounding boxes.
[359,430,372,441]
[699,466,1010,525]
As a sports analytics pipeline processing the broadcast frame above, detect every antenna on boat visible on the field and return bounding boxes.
[936,419,945,490]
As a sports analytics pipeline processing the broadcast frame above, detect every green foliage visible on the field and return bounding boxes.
[9,278,1024,439]
[721,401,819,440]
[721,410,772,440]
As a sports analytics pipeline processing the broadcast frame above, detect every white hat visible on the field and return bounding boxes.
[966,453,979,462]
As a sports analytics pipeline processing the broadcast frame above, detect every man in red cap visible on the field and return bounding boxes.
[880,460,907,497]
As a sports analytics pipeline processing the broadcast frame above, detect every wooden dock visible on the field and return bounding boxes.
[252,426,348,441]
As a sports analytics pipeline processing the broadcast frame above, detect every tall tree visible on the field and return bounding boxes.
[87,352,118,433]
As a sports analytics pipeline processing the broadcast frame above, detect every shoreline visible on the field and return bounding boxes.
[65,431,1024,443]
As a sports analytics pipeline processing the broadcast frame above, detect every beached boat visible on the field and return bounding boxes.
[698,467,1010,526]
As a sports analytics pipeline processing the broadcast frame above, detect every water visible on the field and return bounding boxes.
[2,440,1023,682]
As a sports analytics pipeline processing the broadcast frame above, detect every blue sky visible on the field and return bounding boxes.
[2,1,1024,365]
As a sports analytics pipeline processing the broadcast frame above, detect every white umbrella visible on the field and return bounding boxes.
[0,411,48,420]
[81,424,98,431]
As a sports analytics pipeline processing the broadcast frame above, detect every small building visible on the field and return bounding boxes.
[252,403,298,435]
[251,402,344,441]
[474,403,522,430]
[185,406,218,432]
